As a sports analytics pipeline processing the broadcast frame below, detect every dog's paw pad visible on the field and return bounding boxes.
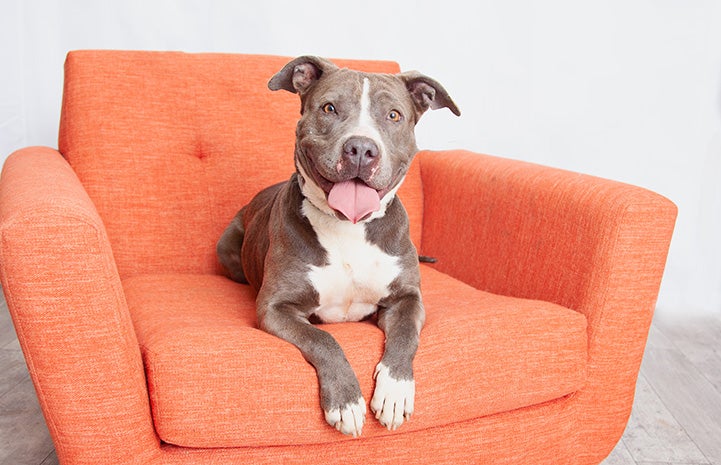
[370,362,415,431]
[324,397,366,437]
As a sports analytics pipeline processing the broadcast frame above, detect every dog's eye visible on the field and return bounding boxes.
[322,103,336,114]
[388,110,402,122]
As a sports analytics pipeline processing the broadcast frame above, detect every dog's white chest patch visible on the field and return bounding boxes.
[303,200,401,323]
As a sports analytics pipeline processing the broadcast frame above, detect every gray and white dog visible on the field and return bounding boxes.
[217,56,459,437]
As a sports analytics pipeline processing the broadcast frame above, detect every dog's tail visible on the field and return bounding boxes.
[217,207,249,284]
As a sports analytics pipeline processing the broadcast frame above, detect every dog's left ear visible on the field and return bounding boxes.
[268,56,338,94]
[398,71,461,118]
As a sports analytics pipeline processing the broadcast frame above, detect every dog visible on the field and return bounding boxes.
[217,55,459,437]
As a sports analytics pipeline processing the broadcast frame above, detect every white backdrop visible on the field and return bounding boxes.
[2,0,720,316]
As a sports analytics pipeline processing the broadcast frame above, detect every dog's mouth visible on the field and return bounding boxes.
[327,178,381,224]
[301,157,384,223]
[313,171,382,224]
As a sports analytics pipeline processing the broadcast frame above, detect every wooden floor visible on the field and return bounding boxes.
[1,294,720,465]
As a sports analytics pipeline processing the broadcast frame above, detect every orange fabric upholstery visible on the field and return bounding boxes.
[0,51,676,465]
[57,51,421,278]
[419,149,678,461]
[125,268,586,448]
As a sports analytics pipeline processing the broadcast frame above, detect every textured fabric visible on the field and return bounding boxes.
[158,396,579,465]
[124,267,587,448]
[0,52,678,465]
[0,147,160,464]
[419,149,678,461]
[58,50,421,279]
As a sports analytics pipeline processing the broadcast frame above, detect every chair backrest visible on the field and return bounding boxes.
[58,51,422,278]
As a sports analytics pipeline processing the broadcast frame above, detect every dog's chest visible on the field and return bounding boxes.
[303,200,401,323]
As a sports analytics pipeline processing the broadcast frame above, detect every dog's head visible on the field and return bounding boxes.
[269,56,460,223]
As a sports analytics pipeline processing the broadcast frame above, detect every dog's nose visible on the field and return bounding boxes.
[342,136,379,168]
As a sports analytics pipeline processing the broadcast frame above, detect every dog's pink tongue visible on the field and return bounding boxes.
[328,180,381,223]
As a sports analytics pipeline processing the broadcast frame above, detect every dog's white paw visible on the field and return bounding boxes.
[370,362,415,431]
[324,397,367,437]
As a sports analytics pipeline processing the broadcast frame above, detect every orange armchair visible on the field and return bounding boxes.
[0,51,676,465]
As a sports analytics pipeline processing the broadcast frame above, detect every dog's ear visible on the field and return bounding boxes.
[398,71,461,119]
[268,56,338,94]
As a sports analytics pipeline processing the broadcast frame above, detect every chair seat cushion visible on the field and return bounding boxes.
[124,265,587,448]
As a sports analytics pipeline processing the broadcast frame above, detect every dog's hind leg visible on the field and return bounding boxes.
[217,207,248,284]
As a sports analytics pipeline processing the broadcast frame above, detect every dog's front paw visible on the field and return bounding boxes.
[324,397,367,437]
[370,363,415,431]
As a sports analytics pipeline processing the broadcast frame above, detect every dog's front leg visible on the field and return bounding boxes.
[371,289,425,430]
[258,302,366,437]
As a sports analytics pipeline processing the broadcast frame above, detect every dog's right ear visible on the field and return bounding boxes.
[268,56,338,94]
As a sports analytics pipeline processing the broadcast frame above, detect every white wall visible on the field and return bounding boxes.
[2,0,720,316]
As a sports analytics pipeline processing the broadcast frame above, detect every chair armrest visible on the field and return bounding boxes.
[0,147,160,463]
[419,149,677,458]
